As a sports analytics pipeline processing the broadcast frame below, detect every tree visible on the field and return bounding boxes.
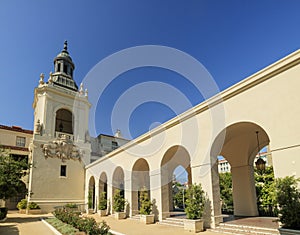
[276,176,300,229]
[184,183,206,219]
[219,172,233,214]
[254,166,277,216]
[139,187,152,215]
[0,147,29,200]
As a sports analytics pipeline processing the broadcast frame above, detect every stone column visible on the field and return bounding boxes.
[149,169,163,221]
[231,165,258,216]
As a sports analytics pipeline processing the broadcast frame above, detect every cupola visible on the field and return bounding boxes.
[52,41,78,91]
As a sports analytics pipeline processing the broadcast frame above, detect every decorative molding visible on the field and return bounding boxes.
[41,134,83,162]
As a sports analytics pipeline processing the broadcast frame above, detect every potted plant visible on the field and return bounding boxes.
[87,190,94,214]
[98,192,108,217]
[113,189,126,219]
[139,187,154,224]
[184,183,206,233]
[276,176,300,235]
[17,199,27,214]
[17,199,42,214]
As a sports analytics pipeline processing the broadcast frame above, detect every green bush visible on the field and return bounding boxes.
[88,190,93,209]
[98,192,107,210]
[0,207,8,220]
[184,183,206,220]
[113,189,125,212]
[17,199,27,209]
[17,199,40,210]
[276,176,300,230]
[54,208,111,235]
[28,202,40,209]
[139,187,152,215]
[65,203,78,209]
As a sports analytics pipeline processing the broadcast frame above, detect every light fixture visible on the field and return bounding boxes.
[255,131,266,171]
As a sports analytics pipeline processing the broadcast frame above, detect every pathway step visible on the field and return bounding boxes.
[210,223,279,235]
[157,217,184,228]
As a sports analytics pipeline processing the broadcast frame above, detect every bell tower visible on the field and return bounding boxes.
[28,41,91,212]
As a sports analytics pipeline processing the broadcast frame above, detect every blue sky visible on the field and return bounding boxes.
[1,1,300,140]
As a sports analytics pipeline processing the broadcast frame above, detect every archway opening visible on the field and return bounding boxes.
[131,158,150,215]
[172,165,188,212]
[161,145,192,218]
[55,109,73,135]
[99,172,108,200]
[211,122,270,217]
[112,167,125,212]
[88,176,95,210]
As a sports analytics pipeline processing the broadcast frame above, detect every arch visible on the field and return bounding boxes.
[112,166,125,211]
[55,108,73,134]
[99,172,108,200]
[211,121,270,216]
[160,145,192,218]
[131,158,150,215]
[88,176,96,210]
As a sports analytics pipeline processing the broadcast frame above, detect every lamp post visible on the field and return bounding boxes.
[255,131,266,171]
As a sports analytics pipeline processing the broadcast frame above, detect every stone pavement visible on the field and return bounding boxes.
[90,214,226,235]
[0,210,227,235]
[0,210,56,235]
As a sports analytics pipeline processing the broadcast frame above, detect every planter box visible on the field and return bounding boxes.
[184,219,204,233]
[27,209,42,215]
[140,214,155,224]
[98,209,107,217]
[114,212,126,220]
[19,209,26,214]
[279,228,300,235]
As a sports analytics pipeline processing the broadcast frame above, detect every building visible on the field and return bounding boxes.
[0,125,33,209]
[91,132,130,162]
[25,42,300,229]
[218,152,270,174]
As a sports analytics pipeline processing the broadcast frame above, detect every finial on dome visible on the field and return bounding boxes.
[64,40,68,51]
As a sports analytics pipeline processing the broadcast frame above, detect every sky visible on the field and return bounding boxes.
[1,1,300,141]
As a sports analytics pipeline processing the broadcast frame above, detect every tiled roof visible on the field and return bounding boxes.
[0,125,33,134]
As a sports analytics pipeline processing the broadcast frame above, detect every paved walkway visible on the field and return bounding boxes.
[0,211,226,235]
[90,214,226,235]
[0,211,56,235]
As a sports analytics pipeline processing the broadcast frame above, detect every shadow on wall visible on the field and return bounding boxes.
[152,199,159,221]
[203,197,212,229]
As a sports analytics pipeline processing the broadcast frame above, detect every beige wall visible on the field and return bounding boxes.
[86,49,300,227]
[29,82,91,212]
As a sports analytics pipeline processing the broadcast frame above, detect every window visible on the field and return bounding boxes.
[63,64,68,74]
[16,136,26,147]
[112,141,118,150]
[60,165,67,177]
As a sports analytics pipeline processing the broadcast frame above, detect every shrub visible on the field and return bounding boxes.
[53,208,111,234]
[276,176,300,230]
[17,199,40,210]
[17,199,27,209]
[113,189,125,212]
[98,192,107,210]
[139,187,152,215]
[184,183,206,220]
[28,202,40,209]
[88,190,93,209]
[0,207,8,220]
[65,203,78,209]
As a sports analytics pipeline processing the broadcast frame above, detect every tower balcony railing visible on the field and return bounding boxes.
[55,131,74,141]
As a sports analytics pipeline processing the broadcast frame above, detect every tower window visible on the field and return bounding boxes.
[60,165,67,177]
[57,63,61,72]
[63,64,68,74]
[16,136,26,147]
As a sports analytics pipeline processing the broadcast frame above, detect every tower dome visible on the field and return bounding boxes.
[52,41,78,91]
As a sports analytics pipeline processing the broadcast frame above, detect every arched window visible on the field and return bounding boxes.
[55,109,73,134]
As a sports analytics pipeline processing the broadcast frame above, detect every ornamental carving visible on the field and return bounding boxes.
[41,134,82,162]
